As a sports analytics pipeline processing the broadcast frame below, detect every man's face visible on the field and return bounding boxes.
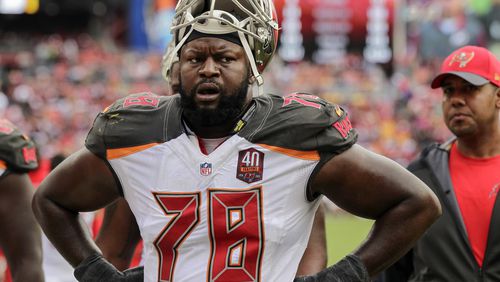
[441,75,500,137]
[179,37,251,127]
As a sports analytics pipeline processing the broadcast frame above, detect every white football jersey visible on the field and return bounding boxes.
[86,93,357,281]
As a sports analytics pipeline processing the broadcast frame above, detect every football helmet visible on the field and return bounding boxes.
[161,40,178,85]
[168,0,279,95]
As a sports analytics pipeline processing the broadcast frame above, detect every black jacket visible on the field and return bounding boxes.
[381,140,500,282]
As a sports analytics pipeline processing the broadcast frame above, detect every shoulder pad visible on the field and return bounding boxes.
[241,93,357,154]
[85,93,183,159]
[0,119,38,173]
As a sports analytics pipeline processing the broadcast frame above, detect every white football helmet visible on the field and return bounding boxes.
[167,0,279,95]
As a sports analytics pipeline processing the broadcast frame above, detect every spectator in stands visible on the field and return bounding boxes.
[484,0,500,53]
[417,0,486,60]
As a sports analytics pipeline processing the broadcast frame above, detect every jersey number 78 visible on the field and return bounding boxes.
[153,187,264,282]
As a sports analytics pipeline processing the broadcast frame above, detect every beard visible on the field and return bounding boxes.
[448,122,477,138]
[180,77,249,127]
[445,115,478,138]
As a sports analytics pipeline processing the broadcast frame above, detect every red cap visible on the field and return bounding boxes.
[431,45,500,89]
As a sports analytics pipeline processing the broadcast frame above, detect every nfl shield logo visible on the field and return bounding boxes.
[200,162,212,176]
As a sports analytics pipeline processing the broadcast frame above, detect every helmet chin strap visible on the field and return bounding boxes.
[238,31,264,96]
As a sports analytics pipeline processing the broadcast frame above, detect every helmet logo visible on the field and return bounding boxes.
[449,51,475,68]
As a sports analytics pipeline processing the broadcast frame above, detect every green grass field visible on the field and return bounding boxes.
[325,213,374,265]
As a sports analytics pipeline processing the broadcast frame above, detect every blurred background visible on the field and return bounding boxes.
[0,0,499,267]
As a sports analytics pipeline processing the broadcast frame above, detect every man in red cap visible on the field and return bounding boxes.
[381,45,500,281]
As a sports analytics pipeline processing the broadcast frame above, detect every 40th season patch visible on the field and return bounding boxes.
[236,148,264,184]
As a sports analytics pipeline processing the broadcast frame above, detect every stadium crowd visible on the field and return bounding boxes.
[0,34,168,159]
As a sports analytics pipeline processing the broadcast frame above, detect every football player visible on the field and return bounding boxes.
[33,0,441,281]
[96,41,328,276]
[0,119,44,282]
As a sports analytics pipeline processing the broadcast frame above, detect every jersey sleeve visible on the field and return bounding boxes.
[245,94,358,200]
[85,93,181,159]
[0,119,38,176]
[247,93,357,155]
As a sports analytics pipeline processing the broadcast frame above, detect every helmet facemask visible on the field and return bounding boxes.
[167,0,279,96]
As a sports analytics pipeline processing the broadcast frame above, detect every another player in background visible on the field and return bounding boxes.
[96,43,328,276]
[381,46,500,281]
[0,119,43,282]
[33,0,441,281]
[37,153,103,282]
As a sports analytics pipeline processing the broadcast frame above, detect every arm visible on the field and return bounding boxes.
[96,198,142,271]
[32,148,120,267]
[33,148,144,281]
[309,144,441,278]
[0,173,44,282]
[296,204,327,276]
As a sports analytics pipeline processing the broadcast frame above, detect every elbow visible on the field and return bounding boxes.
[427,189,442,222]
[416,188,442,227]
[31,189,44,222]
[31,188,53,224]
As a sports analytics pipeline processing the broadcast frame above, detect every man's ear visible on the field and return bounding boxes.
[496,87,500,108]
[245,62,258,84]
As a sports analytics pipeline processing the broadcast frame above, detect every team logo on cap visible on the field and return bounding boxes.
[236,148,264,184]
[449,52,475,68]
